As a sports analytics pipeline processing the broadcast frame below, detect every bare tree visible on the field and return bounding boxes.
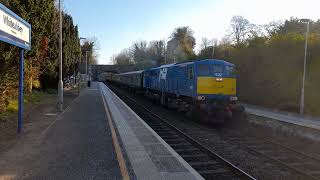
[219,36,232,46]
[230,16,252,44]
[114,49,132,65]
[200,37,210,50]
[147,40,165,65]
[264,21,282,36]
[248,24,264,38]
[131,40,148,66]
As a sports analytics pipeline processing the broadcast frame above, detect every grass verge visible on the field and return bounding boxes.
[0,91,54,121]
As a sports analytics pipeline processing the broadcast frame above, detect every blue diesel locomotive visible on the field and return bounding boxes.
[108,59,243,123]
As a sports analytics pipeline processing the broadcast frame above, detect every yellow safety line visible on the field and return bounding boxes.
[100,90,130,180]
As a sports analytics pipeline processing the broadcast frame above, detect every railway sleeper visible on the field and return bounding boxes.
[304,170,320,177]
[308,171,320,176]
[269,155,292,161]
[168,141,191,145]
[159,135,181,139]
[197,168,231,175]
[174,148,201,153]
[167,142,190,146]
[163,138,185,143]
[147,124,167,128]
[155,131,177,136]
[152,128,171,132]
[290,163,320,171]
[180,154,208,158]
[153,129,175,133]
[288,162,315,166]
[188,161,219,166]
[258,149,284,154]
[183,156,215,163]
[170,144,194,150]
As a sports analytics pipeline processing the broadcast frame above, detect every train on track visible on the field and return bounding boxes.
[102,59,244,123]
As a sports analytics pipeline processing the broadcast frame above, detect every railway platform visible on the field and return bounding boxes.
[244,104,320,131]
[0,82,202,180]
[99,82,203,180]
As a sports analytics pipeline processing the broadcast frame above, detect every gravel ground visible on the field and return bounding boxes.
[109,83,320,180]
[241,115,320,160]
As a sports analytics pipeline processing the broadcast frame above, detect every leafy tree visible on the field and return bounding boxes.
[214,17,320,116]
[81,38,99,65]
[0,0,88,111]
[167,26,196,62]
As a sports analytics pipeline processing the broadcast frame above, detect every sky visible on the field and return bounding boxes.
[64,0,319,65]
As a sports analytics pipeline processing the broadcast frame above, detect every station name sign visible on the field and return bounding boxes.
[0,4,31,50]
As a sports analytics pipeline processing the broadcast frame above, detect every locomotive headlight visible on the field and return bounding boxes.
[216,78,223,82]
[230,96,238,101]
[197,96,206,101]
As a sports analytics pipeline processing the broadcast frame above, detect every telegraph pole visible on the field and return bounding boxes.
[300,19,310,115]
[58,0,63,111]
[85,51,88,78]
[211,41,217,59]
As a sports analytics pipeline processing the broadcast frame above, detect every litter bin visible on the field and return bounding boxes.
[87,81,91,87]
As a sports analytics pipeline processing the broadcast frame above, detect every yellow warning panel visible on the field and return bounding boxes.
[197,77,236,95]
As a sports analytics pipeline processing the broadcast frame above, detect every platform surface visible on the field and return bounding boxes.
[0,83,122,179]
[244,103,320,130]
[100,82,203,180]
[0,82,203,180]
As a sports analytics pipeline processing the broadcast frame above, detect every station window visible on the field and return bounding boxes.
[188,67,194,79]
[212,64,224,73]
[197,64,210,76]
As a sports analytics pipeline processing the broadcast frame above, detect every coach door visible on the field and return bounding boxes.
[186,65,195,96]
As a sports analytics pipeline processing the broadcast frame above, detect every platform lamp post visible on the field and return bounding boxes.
[85,50,88,78]
[79,37,86,64]
[299,18,310,115]
[58,0,63,111]
[78,37,86,92]
[85,50,92,84]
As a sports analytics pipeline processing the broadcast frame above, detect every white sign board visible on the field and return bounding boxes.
[0,4,31,50]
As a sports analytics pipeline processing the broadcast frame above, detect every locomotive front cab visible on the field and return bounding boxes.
[196,60,237,102]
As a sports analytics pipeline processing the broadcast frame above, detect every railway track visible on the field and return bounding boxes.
[218,129,320,180]
[108,84,255,180]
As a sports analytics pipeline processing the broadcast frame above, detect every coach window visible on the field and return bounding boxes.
[197,64,210,76]
[188,67,194,79]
